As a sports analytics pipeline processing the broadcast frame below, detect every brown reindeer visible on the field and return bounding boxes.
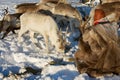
[0,9,22,39]
[15,0,67,13]
[15,3,37,9]
[15,2,56,13]
[15,3,39,13]
[89,1,120,26]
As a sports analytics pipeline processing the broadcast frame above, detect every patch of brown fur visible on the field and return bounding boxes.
[15,4,38,13]
[15,3,37,8]
[54,3,82,20]
[40,0,67,4]
[40,0,59,4]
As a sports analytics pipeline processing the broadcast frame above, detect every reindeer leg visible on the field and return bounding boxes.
[29,31,37,43]
[12,30,16,34]
[12,27,20,34]
[18,27,27,42]
[43,35,49,53]
[1,31,10,39]
[1,27,11,39]
[29,31,43,48]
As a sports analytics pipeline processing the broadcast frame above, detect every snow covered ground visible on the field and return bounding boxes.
[0,0,120,80]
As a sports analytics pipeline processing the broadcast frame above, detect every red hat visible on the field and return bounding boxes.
[94,9,106,25]
[94,9,105,21]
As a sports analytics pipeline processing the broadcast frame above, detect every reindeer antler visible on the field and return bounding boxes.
[4,7,9,15]
[1,7,9,21]
[3,7,8,15]
[62,25,69,40]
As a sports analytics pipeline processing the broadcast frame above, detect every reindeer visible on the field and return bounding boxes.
[15,0,67,13]
[0,8,22,39]
[15,2,54,13]
[15,2,55,13]
[15,3,39,13]
[89,1,120,26]
[18,12,66,53]
[15,3,37,9]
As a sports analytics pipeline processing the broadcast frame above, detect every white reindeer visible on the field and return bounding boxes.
[18,12,65,53]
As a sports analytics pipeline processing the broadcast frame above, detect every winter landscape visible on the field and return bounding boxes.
[0,0,120,80]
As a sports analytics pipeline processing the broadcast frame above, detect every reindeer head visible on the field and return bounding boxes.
[55,27,71,53]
